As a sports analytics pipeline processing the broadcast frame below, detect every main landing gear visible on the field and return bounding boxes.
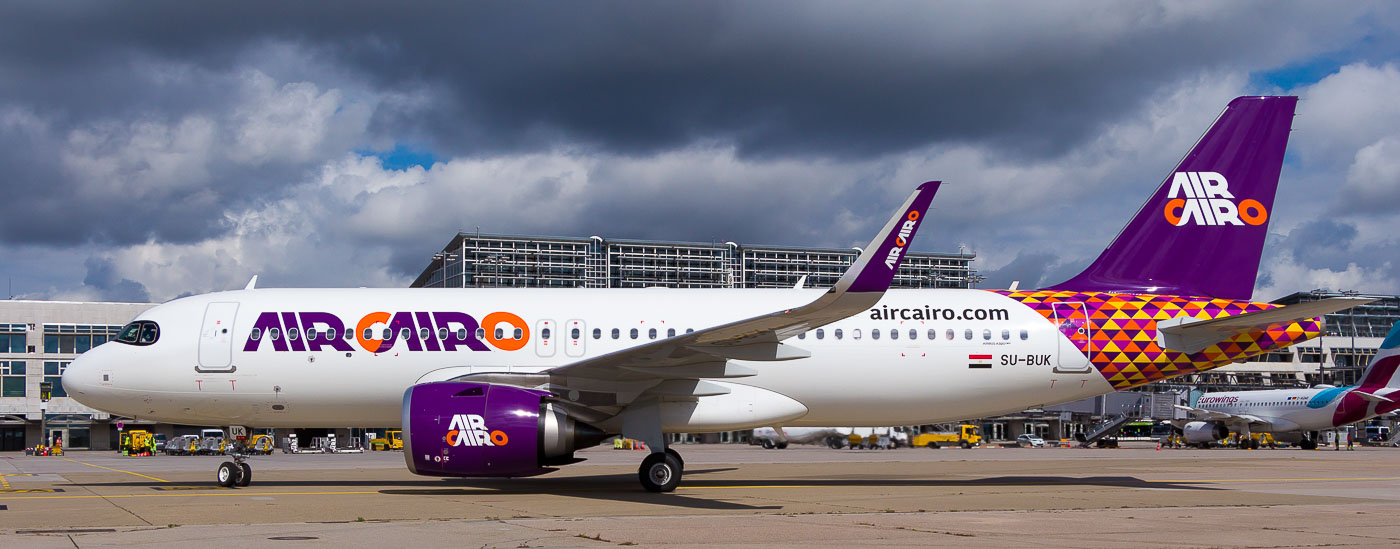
[638,448,685,493]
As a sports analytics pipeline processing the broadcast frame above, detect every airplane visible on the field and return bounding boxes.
[750,426,903,449]
[61,95,1374,492]
[1172,320,1400,450]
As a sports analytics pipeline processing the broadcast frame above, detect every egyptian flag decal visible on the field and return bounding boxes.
[969,354,993,369]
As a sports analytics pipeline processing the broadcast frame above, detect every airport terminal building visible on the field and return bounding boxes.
[3,232,1397,449]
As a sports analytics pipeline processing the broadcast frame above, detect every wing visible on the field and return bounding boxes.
[452,181,941,414]
[1156,297,1378,354]
[1174,405,1270,429]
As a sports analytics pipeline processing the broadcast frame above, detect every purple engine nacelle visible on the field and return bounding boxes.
[403,382,608,477]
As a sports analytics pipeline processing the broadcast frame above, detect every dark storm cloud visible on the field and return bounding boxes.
[1,2,1370,160]
[81,256,150,302]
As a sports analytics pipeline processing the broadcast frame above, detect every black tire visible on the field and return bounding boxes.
[639,452,681,493]
[776,441,788,450]
[236,462,252,487]
[960,441,972,449]
[217,461,238,487]
[928,442,940,449]
[761,439,774,450]
[664,448,684,473]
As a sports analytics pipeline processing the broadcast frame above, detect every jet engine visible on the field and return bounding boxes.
[402,382,608,477]
[1182,421,1229,444]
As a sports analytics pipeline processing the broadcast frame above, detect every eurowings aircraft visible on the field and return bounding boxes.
[63,96,1371,491]
[1173,320,1400,449]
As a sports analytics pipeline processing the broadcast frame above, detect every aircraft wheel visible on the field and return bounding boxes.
[776,441,788,450]
[639,452,681,493]
[236,463,253,487]
[217,461,238,487]
[664,448,684,472]
[761,439,774,449]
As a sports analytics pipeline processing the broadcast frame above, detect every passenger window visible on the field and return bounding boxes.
[542,328,552,341]
[327,328,338,340]
[835,328,843,340]
[513,328,523,340]
[270,328,281,341]
[890,329,898,340]
[964,329,973,340]
[306,328,318,341]
[495,328,504,340]
[927,329,936,340]
[572,328,581,340]
[798,332,806,340]
[476,328,485,340]
[686,328,694,333]
[288,328,300,341]
[250,328,262,340]
[909,329,917,340]
[983,329,991,340]
[1020,329,1029,340]
[383,328,392,340]
[400,328,411,340]
[946,329,954,340]
[816,329,824,340]
[592,328,601,339]
[457,328,467,339]
[630,328,638,339]
[853,329,862,340]
[872,329,881,340]
[1001,329,1010,340]
[362,328,372,340]
[667,328,675,338]
[438,327,448,340]
[612,328,620,339]
[648,328,657,339]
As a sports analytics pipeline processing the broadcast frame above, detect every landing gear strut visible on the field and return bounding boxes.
[215,427,255,488]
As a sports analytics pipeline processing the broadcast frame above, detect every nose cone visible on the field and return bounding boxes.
[62,347,103,402]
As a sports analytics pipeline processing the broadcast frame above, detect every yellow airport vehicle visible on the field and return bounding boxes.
[370,430,403,451]
[911,424,982,449]
[248,434,275,454]
[119,430,157,456]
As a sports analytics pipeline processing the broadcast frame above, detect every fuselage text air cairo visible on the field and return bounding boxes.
[241,311,529,353]
[1163,171,1268,227]
[884,210,921,268]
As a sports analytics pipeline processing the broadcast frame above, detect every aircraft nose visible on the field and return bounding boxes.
[61,349,101,399]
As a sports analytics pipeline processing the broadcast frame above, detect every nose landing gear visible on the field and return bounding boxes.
[215,426,255,487]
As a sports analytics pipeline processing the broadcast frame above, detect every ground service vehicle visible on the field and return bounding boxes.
[913,425,981,448]
[1016,434,1046,448]
[371,430,403,451]
[119,430,157,456]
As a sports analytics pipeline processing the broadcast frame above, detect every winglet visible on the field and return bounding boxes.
[840,181,941,293]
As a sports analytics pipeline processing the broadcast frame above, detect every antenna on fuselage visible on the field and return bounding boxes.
[244,275,258,290]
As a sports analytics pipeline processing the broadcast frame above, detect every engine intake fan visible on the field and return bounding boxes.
[402,381,608,477]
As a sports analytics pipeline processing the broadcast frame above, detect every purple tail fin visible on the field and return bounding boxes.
[1047,96,1297,300]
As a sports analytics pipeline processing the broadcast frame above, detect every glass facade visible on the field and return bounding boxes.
[412,233,979,289]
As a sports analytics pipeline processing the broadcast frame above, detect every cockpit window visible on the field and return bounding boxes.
[116,321,160,346]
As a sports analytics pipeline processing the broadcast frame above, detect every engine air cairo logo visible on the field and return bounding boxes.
[884,210,921,269]
[446,414,508,447]
[1162,172,1267,227]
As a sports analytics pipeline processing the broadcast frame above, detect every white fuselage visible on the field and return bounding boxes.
[1190,388,1356,433]
[64,287,1115,430]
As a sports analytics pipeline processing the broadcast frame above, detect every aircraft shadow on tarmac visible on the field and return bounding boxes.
[68,469,1221,511]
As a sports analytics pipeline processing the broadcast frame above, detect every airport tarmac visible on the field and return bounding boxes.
[2,444,1400,547]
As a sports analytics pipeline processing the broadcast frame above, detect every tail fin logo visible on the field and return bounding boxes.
[884,210,921,269]
[1163,172,1268,227]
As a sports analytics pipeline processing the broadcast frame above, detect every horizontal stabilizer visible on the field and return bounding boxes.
[1352,390,1394,404]
[1156,297,1377,354]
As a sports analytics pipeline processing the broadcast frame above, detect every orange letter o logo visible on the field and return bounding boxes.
[1239,199,1268,225]
[482,312,530,351]
[356,311,391,353]
[490,430,509,446]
